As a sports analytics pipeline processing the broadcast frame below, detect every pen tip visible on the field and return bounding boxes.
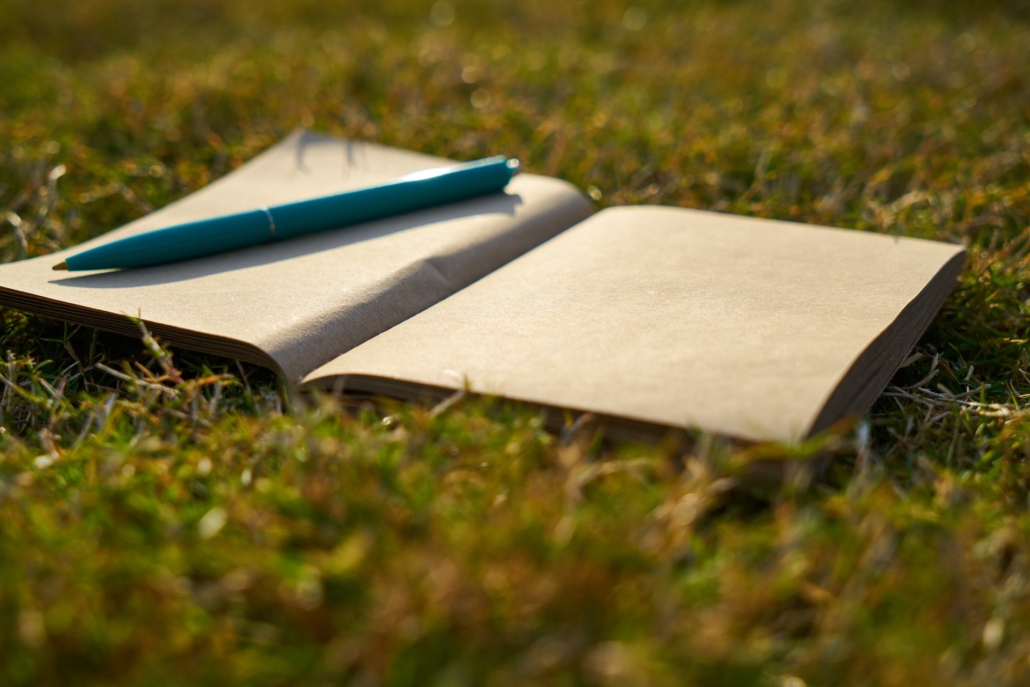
[507,158,521,176]
[52,261,68,271]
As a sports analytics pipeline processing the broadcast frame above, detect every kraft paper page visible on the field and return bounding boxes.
[0,132,593,382]
[305,206,965,442]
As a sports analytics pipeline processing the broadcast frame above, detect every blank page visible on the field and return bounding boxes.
[305,206,964,442]
[0,132,592,381]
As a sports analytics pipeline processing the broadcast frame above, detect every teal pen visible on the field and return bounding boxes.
[54,155,520,271]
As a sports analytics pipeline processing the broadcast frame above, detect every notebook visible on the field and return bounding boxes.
[0,132,965,443]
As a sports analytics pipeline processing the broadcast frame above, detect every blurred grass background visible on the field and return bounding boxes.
[1,0,1030,684]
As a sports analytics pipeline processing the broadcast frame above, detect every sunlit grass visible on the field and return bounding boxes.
[1,0,1030,684]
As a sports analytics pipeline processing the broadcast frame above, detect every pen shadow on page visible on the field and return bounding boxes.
[49,193,523,289]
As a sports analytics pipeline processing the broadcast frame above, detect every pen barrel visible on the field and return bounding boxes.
[268,156,515,240]
[63,210,273,271]
[61,155,516,271]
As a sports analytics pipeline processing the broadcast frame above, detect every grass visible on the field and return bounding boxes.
[1,0,1030,684]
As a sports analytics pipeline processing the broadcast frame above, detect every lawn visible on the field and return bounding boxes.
[1,0,1030,684]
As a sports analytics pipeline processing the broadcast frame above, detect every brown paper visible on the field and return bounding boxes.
[304,207,964,442]
[0,132,593,381]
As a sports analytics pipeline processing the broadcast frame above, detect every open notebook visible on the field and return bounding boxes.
[0,132,964,443]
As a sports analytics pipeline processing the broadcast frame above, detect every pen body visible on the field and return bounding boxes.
[61,156,517,271]
[63,211,274,270]
[271,155,515,240]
